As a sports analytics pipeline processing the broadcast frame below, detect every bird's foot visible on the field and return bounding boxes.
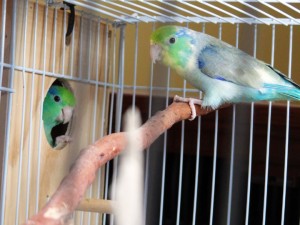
[55,135,72,149]
[173,95,203,121]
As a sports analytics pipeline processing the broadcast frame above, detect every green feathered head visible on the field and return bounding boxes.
[150,25,197,70]
[42,85,76,147]
[43,85,76,125]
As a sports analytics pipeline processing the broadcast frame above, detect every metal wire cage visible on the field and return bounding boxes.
[1,1,300,225]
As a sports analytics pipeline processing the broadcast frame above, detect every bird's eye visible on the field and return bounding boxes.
[169,37,176,44]
[54,95,60,102]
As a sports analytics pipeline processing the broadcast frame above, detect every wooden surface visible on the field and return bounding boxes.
[77,199,116,214]
[3,1,110,224]
[0,0,14,208]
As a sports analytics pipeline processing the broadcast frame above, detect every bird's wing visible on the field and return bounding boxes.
[197,43,283,89]
[265,64,300,89]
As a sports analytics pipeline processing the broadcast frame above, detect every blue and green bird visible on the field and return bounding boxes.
[42,85,76,148]
[150,26,300,119]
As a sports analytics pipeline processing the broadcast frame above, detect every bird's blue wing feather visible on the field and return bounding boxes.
[194,34,300,100]
[196,42,273,89]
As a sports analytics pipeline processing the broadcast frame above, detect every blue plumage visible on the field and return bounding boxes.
[197,59,205,69]
[150,26,300,112]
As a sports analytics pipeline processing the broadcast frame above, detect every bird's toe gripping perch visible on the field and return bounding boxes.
[173,95,203,121]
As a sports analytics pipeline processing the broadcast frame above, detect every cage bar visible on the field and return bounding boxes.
[281,24,294,225]
[1,0,18,223]
[1,1,300,225]
[0,0,7,94]
[159,67,171,225]
[15,1,29,223]
[36,1,48,213]
[244,23,258,225]
[57,0,300,25]
[25,0,39,220]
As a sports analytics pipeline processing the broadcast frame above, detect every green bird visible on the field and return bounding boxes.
[42,85,76,148]
[150,26,300,120]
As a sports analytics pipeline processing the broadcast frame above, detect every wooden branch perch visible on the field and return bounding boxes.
[23,102,218,225]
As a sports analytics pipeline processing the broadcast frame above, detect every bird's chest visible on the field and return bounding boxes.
[176,64,211,92]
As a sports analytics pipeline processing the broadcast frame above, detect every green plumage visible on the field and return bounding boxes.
[42,85,76,147]
[150,26,300,110]
[151,26,195,69]
[151,26,177,44]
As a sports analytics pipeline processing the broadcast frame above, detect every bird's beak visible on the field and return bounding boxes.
[150,44,162,64]
[56,106,74,124]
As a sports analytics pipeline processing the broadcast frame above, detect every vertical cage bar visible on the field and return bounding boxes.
[78,12,86,221]
[111,24,126,225]
[93,18,101,225]
[209,104,218,225]
[143,23,156,225]
[132,23,138,109]
[115,24,126,133]
[103,22,111,93]
[159,67,171,225]
[98,21,109,221]
[144,23,155,224]
[108,25,117,137]
[87,20,92,81]
[192,94,202,225]
[245,23,258,225]
[176,72,187,225]
[0,0,7,93]
[97,18,111,221]
[281,24,293,225]
[79,207,84,225]
[98,20,110,206]
[176,22,190,225]
[36,2,48,213]
[226,23,239,225]
[108,24,117,134]
[85,17,94,225]
[0,0,15,223]
[262,24,276,225]
[52,8,57,73]
[103,24,117,225]
[87,186,92,224]
[78,15,84,79]
[26,0,39,219]
[209,23,222,225]
[62,7,66,75]
[192,22,205,225]
[227,105,236,225]
[15,1,29,223]
[70,13,75,77]
[175,97,185,225]
[92,18,101,151]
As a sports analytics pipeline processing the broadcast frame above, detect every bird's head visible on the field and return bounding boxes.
[150,26,197,70]
[45,85,76,125]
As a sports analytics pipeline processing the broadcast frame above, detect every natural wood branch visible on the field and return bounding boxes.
[76,199,116,214]
[23,102,219,225]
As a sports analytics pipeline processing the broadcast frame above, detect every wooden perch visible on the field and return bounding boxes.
[23,102,218,225]
[76,199,116,214]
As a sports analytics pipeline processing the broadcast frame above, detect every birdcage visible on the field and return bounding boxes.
[1,0,300,225]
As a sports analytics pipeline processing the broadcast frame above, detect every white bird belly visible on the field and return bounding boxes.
[181,70,261,109]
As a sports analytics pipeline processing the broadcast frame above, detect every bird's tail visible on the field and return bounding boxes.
[280,88,300,100]
[264,83,300,101]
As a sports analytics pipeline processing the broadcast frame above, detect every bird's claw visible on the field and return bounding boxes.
[173,95,202,121]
